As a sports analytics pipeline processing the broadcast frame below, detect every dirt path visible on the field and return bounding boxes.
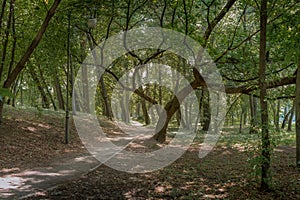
[0,151,100,199]
[0,117,154,199]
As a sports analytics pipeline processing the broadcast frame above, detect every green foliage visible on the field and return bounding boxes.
[0,88,14,102]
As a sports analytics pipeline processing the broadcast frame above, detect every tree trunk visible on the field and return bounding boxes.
[81,65,90,113]
[53,66,65,110]
[0,0,14,82]
[0,0,61,122]
[275,100,280,131]
[3,0,61,88]
[249,95,258,134]
[0,0,7,30]
[100,77,113,119]
[295,55,300,170]
[202,90,211,131]
[87,32,113,119]
[259,0,271,191]
[288,100,295,132]
[29,66,50,109]
[0,101,3,123]
[153,99,177,143]
[38,65,57,110]
[239,109,243,133]
[282,105,292,129]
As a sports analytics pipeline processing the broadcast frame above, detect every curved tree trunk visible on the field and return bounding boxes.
[153,99,179,143]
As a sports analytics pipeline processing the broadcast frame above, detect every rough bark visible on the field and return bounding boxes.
[259,0,271,191]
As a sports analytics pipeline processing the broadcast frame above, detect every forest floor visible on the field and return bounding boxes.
[0,106,299,199]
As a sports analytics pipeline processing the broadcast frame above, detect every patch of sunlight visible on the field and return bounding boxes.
[0,168,20,173]
[25,126,37,132]
[155,186,166,193]
[0,177,23,189]
[232,144,246,152]
[37,123,51,129]
[204,194,229,199]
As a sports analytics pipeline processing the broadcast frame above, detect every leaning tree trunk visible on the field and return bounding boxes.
[153,99,179,143]
[259,0,271,191]
[0,0,61,122]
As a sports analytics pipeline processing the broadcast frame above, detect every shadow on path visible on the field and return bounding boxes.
[0,152,100,199]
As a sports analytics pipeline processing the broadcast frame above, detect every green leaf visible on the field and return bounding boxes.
[0,88,14,101]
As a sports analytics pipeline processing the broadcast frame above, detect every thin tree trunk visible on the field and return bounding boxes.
[120,90,130,123]
[288,100,295,132]
[0,101,3,123]
[0,0,14,82]
[239,109,243,133]
[81,65,90,113]
[282,105,292,129]
[202,89,211,131]
[295,55,300,170]
[275,100,280,131]
[87,33,113,119]
[8,1,16,77]
[100,76,113,119]
[0,0,7,30]
[28,66,50,108]
[141,97,150,125]
[53,66,65,110]
[38,65,57,110]
[259,0,271,191]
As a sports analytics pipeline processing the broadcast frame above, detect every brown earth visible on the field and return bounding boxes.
[0,106,299,199]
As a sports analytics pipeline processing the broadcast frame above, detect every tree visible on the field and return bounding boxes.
[259,0,271,191]
[296,55,300,170]
[0,0,62,122]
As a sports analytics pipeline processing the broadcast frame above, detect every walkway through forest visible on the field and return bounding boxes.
[0,120,155,199]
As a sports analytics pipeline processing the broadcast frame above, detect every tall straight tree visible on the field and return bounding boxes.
[296,55,300,170]
[0,0,62,122]
[259,0,271,191]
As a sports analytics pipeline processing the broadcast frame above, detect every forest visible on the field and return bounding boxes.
[0,0,299,199]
